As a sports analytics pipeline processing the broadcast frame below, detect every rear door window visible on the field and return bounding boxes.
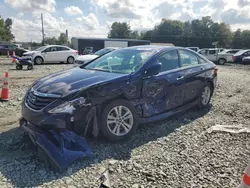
[57,47,69,51]
[179,50,199,67]
[157,50,179,72]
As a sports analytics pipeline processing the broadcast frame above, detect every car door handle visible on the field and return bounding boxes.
[177,76,184,81]
[200,67,204,71]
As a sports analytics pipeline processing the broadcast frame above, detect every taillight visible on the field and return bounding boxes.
[214,66,218,74]
[232,55,235,61]
[75,50,78,54]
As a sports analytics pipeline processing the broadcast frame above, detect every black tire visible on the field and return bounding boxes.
[100,99,138,142]
[218,58,226,65]
[197,83,213,109]
[16,64,23,70]
[67,56,75,64]
[34,56,43,65]
[27,64,33,70]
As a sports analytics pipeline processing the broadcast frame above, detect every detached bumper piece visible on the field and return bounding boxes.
[20,118,92,171]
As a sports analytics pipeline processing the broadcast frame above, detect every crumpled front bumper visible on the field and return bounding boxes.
[20,118,92,170]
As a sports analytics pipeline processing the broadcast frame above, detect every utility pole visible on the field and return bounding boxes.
[41,13,45,45]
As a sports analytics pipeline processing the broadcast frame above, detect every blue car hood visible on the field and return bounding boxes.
[33,67,128,97]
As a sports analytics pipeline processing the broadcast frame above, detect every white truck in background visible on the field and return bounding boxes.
[198,48,241,65]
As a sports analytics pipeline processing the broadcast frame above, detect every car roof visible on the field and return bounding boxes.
[223,49,240,50]
[235,49,250,55]
[125,45,181,51]
[103,47,120,50]
[46,45,69,48]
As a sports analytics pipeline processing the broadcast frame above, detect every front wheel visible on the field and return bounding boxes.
[101,100,138,142]
[34,57,43,65]
[67,56,75,64]
[197,83,213,108]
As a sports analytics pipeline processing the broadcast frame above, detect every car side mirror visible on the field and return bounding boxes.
[144,62,162,77]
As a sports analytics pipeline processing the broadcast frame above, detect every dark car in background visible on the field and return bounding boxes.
[233,49,250,64]
[20,46,217,142]
[0,44,28,56]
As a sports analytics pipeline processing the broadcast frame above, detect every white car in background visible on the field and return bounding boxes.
[22,45,78,64]
[198,48,224,62]
[186,47,200,52]
[216,49,240,65]
[75,47,119,64]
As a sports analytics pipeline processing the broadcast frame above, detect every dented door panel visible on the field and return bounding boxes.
[141,70,186,117]
[180,65,207,104]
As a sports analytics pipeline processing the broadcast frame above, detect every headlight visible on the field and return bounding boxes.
[49,97,90,114]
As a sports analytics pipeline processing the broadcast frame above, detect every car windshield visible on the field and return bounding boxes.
[82,48,156,74]
[35,46,47,51]
[94,48,113,56]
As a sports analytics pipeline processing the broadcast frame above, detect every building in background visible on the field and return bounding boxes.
[71,37,151,54]
[151,43,175,46]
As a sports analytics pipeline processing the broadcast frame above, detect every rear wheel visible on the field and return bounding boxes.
[197,83,212,108]
[67,56,74,64]
[100,100,138,142]
[27,64,33,70]
[218,58,226,65]
[34,56,43,65]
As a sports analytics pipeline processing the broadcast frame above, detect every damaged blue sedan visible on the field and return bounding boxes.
[21,46,217,143]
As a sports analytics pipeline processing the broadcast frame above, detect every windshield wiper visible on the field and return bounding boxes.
[84,68,111,73]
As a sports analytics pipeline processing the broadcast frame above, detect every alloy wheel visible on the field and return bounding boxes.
[67,57,74,64]
[218,59,226,65]
[201,86,211,105]
[35,57,43,65]
[107,105,133,136]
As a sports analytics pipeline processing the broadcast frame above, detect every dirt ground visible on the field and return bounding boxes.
[0,58,250,187]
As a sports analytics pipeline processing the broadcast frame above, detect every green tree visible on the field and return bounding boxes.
[210,22,232,47]
[57,33,68,45]
[0,16,14,42]
[129,31,140,39]
[183,21,192,46]
[107,17,248,48]
[241,30,250,48]
[232,29,242,48]
[154,19,184,36]
[152,19,184,45]
[44,36,57,45]
[108,22,131,39]
[140,30,153,40]
[0,17,4,41]
[43,33,68,45]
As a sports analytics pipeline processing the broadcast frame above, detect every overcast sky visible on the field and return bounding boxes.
[1,0,250,42]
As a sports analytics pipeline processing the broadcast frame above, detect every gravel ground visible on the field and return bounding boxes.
[0,58,250,188]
